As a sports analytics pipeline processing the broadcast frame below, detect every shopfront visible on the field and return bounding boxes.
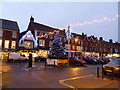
[84,52,99,58]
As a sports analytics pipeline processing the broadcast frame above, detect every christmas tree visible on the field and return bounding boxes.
[48,36,67,59]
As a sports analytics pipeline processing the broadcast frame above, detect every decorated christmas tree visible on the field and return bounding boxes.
[48,36,67,59]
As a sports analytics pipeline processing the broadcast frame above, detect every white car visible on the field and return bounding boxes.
[8,52,28,62]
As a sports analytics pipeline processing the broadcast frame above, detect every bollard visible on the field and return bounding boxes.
[28,54,32,68]
[101,62,104,79]
[45,61,47,66]
[54,61,56,67]
[97,67,99,77]
[111,68,114,80]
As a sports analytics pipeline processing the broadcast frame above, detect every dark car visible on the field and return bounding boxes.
[69,57,86,66]
[97,57,110,64]
[103,59,120,75]
[35,56,46,62]
[83,58,98,64]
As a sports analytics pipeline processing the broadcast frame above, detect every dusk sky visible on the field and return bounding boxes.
[0,1,118,42]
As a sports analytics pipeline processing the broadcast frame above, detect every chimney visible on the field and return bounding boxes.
[109,39,113,43]
[99,37,103,41]
[82,32,84,36]
[30,16,34,22]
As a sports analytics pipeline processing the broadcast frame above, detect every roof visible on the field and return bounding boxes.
[0,18,19,31]
[27,21,66,36]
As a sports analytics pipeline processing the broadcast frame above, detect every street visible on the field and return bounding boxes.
[1,62,119,89]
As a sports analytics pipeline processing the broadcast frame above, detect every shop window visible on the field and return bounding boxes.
[12,31,17,38]
[25,41,33,48]
[4,40,9,48]
[0,39,2,48]
[0,29,3,37]
[11,41,16,49]
[39,39,45,46]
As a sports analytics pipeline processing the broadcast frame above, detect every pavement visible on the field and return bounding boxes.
[64,75,119,89]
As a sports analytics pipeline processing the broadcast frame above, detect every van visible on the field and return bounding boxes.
[8,52,28,62]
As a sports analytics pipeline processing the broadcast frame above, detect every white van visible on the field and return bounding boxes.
[8,52,28,62]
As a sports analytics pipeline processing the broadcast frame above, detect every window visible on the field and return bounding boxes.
[50,35,53,39]
[39,39,45,46]
[64,38,67,42]
[39,32,43,36]
[49,41,52,47]
[26,35,31,39]
[12,31,17,38]
[0,39,2,48]
[72,45,75,50]
[0,29,3,37]
[11,41,16,49]
[4,40,9,48]
[59,37,62,41]
[78,41,81,45]
[71,35,74,38]
[65,44,70,50]
[25,41,33,48]
[45,35,48,38]
[56,31,59,35]
[54,35,56,38]
[76,46,81,51]
[71,39,74,43]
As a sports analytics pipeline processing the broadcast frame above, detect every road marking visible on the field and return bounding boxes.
[59,74,93,90]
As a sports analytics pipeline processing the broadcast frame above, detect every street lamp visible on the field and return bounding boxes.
[67,25,71,66]
[75,38,78,43]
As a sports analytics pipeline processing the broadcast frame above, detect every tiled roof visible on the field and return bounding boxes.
[0,18,19,31]
[28,21,66,36]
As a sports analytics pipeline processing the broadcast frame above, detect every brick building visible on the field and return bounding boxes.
[19,16,67,57]
[0,18,19,61]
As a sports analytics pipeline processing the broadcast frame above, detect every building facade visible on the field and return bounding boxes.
[0,18,19,61]
[19,16,67,57]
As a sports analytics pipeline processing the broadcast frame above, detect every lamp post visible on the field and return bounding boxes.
[67,25,71,66]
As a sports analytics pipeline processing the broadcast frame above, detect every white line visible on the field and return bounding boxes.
[59,74,93,90]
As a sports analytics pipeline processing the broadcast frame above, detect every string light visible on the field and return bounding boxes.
[66,14,119,27]
[37,14,119,39]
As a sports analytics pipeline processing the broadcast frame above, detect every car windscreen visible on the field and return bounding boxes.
[108,60,120,66]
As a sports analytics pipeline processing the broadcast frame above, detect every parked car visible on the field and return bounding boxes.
[35,56,47,62]
[8,52,28,62]
[103,59,120,75]
[97,57,110,64]
[83,58,98,64]
[69,57,86,66]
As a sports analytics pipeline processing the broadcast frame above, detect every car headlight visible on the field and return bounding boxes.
[114,67,120,70]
